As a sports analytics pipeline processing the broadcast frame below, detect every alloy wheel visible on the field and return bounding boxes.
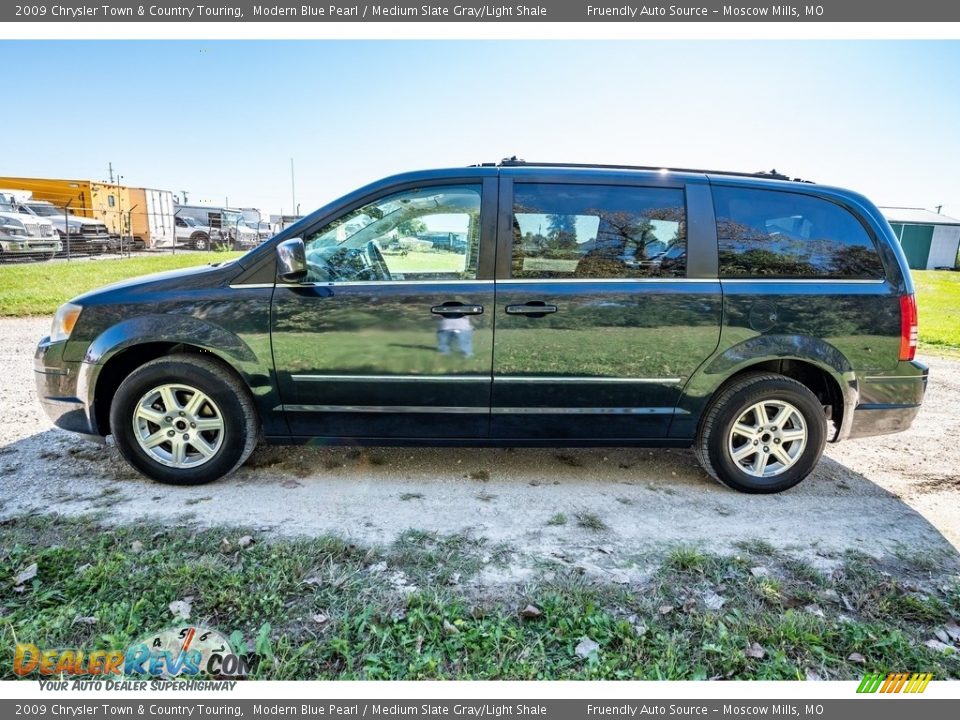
[132,383,225,468]
[727,399,807,478]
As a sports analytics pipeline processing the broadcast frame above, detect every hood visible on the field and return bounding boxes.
[65,214,104,226]
[54,213,104,227]
[71,261,240,305]
[0,210,54,228]
[179,223,213,233]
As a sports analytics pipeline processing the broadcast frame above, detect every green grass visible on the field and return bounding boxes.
[1,515,957,680]
[0,252,243,317]
[382,249,469,275]
[574,512,608,532]
[913,270,960,354]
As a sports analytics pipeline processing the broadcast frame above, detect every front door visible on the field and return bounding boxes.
[272,178,497,438]
[490,176,722,439]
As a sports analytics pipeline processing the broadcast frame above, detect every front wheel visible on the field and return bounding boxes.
[695,373,827,494]
[191,233,210,251]
[110,354,259,485]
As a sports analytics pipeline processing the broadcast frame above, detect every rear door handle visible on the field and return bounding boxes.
[505,302,558,316]
[431,303,484,316]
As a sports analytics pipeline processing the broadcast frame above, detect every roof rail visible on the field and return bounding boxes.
[482,157,812,183]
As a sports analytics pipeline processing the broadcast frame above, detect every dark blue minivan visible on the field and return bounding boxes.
[35,161,928,493]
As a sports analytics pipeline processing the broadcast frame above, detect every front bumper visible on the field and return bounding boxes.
[35,336,101,439]
[845,360,929,439]
[1,239,62,254]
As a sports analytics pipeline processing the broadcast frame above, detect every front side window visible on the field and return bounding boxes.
[714,186,884,279]
[511,184,686,279]
[303,185,481,283]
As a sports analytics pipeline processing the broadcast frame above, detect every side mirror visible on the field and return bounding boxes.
[276,238,307,282]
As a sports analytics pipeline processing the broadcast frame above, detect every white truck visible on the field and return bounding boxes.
[10,192,115,253]
[0,191,61,260]
[173,215,215,250]
[175,204,259,250]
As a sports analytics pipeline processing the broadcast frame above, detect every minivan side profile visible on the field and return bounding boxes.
[34,161,928,493]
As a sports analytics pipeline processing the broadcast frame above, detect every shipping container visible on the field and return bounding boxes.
[0,176,128,235]
[0,177,176,248]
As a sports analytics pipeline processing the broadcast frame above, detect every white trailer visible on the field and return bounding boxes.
[131,187,175,248]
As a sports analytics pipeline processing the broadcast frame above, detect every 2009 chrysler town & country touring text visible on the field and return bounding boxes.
[35,160,928,493]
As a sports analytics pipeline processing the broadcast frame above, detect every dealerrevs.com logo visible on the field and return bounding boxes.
[857,672,933,694]
[14,625,254,679]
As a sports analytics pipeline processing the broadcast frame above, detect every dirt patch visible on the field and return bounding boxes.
[3,317,959,582]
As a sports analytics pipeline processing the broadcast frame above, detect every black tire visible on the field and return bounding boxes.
[695,372,826,494]
[110,353,259,485]
[191,233,210,251]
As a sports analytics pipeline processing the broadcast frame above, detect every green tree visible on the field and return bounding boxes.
[397,218,428,237]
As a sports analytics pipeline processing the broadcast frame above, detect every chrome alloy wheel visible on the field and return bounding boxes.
[727,400,807,478]
[132,384,225,468]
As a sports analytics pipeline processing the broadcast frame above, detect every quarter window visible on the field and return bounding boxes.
[303,185,481,283]
[714,187,884,279]
[511,184,686,279]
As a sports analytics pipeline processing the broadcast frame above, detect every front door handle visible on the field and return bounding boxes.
[431,302,484,316]
[505,302,558,317]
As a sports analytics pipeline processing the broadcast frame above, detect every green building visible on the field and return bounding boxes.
[880,207,960,270]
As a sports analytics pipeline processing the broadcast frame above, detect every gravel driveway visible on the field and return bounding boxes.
[2,317,958,579]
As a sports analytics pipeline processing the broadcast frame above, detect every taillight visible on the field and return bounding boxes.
[899,294,918,361]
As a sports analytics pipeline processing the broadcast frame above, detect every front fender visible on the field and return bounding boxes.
[83,313,257,366]
[76,314,264,433]
[673,333,858,440]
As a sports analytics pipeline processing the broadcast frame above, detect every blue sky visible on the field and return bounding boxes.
[1,41,958,218]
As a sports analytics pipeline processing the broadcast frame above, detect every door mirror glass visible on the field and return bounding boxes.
[277,238,307,282]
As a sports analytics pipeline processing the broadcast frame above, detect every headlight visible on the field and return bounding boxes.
[50,302,82,343]
[2,221,28,237]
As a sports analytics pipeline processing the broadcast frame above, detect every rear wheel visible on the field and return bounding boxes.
[191,233,210,251]
[695,372,827,494]
[110,354,259,485]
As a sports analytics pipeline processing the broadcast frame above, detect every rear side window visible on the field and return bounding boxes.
[714,187,884,279]
[512,184,686,279]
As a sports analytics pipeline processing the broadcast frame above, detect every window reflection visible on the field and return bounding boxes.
[715,187,884,279]
[512,184,687,279]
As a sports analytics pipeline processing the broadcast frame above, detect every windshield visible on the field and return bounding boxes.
[26,203,61,217]
[0,197,16,213]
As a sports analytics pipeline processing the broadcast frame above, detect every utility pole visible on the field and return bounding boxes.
[108,162,114,184]
[117,171,129,255]
[290,157,296,219]
[936,205,943,214]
